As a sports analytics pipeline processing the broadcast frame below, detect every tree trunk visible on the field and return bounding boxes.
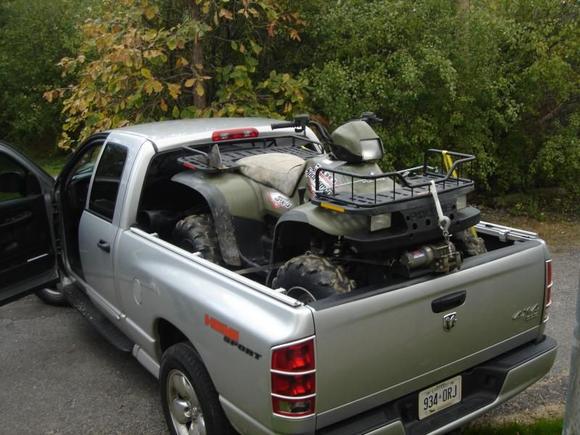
[190,3,206,110]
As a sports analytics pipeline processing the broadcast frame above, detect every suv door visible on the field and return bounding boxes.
[0,142,58,305]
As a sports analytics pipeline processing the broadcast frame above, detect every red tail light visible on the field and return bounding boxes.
[271,337,316,417]
[272,373,316,396]
[544,260,553,322]
[272,338,315,372]
[211,127,259,142]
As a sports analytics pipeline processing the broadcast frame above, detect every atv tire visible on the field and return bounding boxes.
[274,254,352,303]
[173,214,222,264]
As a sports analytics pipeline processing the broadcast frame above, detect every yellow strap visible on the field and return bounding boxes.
[469,226,478,238]
[442,150,458,178]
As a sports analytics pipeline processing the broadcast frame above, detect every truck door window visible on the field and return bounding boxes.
[0,153,40,202]
[88,143,128,221]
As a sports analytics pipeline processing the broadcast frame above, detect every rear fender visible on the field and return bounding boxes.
[171,172,241,266]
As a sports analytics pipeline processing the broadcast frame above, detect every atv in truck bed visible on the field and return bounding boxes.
[162,113,486,302]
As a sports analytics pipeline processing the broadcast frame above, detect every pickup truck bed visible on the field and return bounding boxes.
[118,221,555,435]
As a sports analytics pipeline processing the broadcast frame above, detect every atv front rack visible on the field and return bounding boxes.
[312,149,475,213]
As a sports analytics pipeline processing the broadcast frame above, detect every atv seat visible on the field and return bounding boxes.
[237,153,306,197]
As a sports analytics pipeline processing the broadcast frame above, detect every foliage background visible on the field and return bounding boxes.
[0,0,578,203]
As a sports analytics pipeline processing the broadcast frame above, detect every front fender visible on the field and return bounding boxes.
[272,202,367,264]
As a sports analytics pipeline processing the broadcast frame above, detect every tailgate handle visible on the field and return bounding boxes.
[432,291,466,313]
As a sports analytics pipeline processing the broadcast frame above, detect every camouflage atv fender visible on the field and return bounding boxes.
[171,172,243,266]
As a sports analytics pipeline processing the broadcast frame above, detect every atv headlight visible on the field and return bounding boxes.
[370,213,391,232]
[456,195,467,210]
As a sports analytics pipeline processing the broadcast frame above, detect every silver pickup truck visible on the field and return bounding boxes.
[0,117,557,435]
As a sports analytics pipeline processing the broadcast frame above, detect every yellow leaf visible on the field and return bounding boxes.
[168,83,181,99]
[144,5,157,20]
[141,68,152,79]
[43,90,56,103]
[219,8,233,20]
[195,82,205,97]
[144,49,164,59]
[184,78,195,88]
[176,57,189,68]
[160,99,168,112]
[289,28,301,41]
[152,80,163,93]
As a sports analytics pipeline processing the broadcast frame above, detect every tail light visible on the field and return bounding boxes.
[543,259,553,322]
[271,337,316,417]
[211,127,259,142]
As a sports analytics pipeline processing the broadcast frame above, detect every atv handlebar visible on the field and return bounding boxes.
[271,121,297,130]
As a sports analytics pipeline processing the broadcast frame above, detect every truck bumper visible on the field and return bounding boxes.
[317,335,557,435]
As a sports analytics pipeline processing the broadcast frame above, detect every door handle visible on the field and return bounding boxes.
[97,240,111,253]
[431,291,466,313]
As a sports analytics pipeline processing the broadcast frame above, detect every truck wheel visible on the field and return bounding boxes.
[35,286,68,306]
[173,214,222,264]
[274,254,352,303]
[160,343,234,435]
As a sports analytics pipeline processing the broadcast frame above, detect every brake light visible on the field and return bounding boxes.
[544,260,553,322]
[272,338,315,372]
[271,337,316,417]
[211,127,259,142]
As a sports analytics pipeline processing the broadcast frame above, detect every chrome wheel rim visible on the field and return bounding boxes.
[167,369,206,435]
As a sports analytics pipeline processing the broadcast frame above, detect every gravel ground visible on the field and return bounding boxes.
[0,247,577,434]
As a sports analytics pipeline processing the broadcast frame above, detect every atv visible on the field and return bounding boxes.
[167,113,486,303]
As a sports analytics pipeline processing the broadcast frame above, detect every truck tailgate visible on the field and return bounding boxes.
[311,241,547,424]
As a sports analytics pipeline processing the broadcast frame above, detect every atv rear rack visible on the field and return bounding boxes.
[312,149,475,212]
[178,134,322,173]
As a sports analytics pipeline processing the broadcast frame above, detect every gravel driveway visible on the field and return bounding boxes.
[0,248,577,434]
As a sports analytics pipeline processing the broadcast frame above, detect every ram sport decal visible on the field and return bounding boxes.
[204,314,262,360]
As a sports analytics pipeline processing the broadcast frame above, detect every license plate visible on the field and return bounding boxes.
[418,375,462,420]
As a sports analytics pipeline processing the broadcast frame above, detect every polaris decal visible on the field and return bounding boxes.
[204,314,262,360]
[266,191,294,209]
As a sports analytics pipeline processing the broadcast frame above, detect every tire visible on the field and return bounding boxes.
[160,342,234,435]
[35,286,68,306]
[273,254,353,303]
[173,214,222,264]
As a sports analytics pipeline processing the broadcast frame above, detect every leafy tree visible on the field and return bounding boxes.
[0,0,92,149]
[302,0,579,194]
[47,0,308,149]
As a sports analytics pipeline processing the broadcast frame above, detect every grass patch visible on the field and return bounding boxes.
[465,418,563,435]
[35,154,68,177]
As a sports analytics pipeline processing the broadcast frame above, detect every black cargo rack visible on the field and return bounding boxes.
[312,149,475,211]
[177,134,322,173]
